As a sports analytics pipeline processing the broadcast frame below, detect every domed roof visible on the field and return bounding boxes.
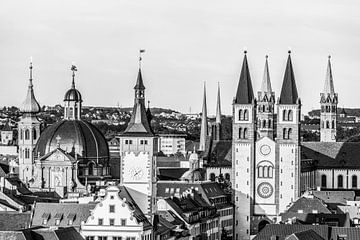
[180,169,203,182]
[34,120,109,160]
[64,88,82,102]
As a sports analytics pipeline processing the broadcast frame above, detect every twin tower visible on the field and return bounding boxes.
[232,51,338,240]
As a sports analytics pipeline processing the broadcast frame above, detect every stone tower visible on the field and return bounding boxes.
[320,56,337,142]
[18,61,41,184]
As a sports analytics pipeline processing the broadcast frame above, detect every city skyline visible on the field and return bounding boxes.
[1,0,359,115]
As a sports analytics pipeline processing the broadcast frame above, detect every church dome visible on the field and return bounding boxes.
[34,120,109,160]
[21,81,41,114]
[64,88,82,102]
[180,169,203,182]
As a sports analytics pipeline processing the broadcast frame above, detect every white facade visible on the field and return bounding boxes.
[159,134,186,156]
[81,186,152,240]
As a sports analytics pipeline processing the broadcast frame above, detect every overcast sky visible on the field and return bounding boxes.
[0,0,359,115]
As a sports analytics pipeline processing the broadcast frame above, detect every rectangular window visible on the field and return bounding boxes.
[125,140,128,144]
[55,219,60,225]
[42,219,48,225]
[68,219,73,225]
[98,218,103,225]
[109,218,115,226]
[109,205,115,213]
[121,219,126,226]
[98,237,108,240]
[129,140,133,144]
[86,237,95,240]
[144,140,148,145]
[140,140,144,145]
[112,237,122,240]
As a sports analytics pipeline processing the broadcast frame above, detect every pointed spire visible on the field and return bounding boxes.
[21,60,41,114]
[235,51,254,104]
[260,55,272,93]
[216,82,221,124]
[134,68,145,90]
[279,51,299,104]
[199,82,208,151]
[323,55,335,95]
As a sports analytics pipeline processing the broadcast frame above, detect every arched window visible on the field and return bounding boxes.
[338,175,343,188]
[352,175,358,188]
[239,128,242,139]
[25,129,30,140]
[69,108,74,118]
[321,175,327,188]
[33,129,37,140]
[263,120,266,128]
[262,105,266,112]
[88,162,94,175]
[268,119,272,128]
[283,128,287,139]
[283,110,287,121]
[288,110,293,121]
[225,173,230,181]
[321,121,324,128]
[243,110,249,121]
[258,166,263,178]
[326,121,330,129]
[25,149,29,159]
[332,106,336,113]
[288,128,292,139]
[332,120,335,129]
[20,130,23,140]
[238,109,243,121]
[243,128,248,139]
[210,173,216,182]
[268,166,273,178]
[263,166,267,178]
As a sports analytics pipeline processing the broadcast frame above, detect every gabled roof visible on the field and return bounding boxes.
[254,224,329,240]
[31,202,96,229]
[331,227,360,240]
[118,185,152,228]
[312,191,355,205]
[0,212,31,230]
[234,52,254,104]
[286,197,331,214]
[286,229,325,240]
[301,142,360,169]
[279,52,299,104]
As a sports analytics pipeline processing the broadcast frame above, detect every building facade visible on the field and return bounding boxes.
[232,51,301,239]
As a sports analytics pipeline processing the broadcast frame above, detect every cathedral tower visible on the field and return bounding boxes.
[320,56,337,142]
[232,51,256,240]
[257,56,275,139]
[18,61,41,184]
[276,51,301,213]
[64,65,82,120]
[211,83,222,141]
[119,59,158,219]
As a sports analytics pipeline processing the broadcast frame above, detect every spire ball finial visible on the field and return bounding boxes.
[265,55,268,59]
[288,47,292,54]
[243,46,247,54]
[328,55,331,59]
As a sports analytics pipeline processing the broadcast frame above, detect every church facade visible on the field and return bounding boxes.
[232,51,301,240]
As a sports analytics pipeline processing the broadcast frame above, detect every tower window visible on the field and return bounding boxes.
[326,121,330,129]
[268,119,272,128]
[238,128,242,139]
[25,129,30,140]
[243,128,248,139]
[288,110,293,121]
[25,148,30,159]
[352,175,358,188]
[283,109,287,121]
[332,120,335,129]
[262,120,266,128]
[243,110,249,121]
[338,175,344,188]
[283,128,287,139]
[33,128,37,140]
[238,109,243,121]
[288,128,292,139]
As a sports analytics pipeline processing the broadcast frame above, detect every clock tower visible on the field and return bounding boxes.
[119,65,158,219]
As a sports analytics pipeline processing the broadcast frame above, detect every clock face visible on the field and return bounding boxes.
[257,182,274,198]
[130,167,144,180]
[260,145,271,156]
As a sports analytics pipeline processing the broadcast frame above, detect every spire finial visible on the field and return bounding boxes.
[265,54,268,59]
[29,57,33,87]
[328,55,331,59]
[139,49,145,69]
[288,47,292,54]
[71,63,77,89]
[147,100,150,109]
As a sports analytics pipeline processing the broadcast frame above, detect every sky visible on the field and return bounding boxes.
[0,0,359,115]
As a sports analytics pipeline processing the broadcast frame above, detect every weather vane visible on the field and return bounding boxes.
[139,49,145,68]
[71,63,77,87]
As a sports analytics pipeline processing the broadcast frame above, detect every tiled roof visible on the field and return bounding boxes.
[301,142,360,169]
[0,231,26,240]
[331,227,360,240]
[203,140,232,167]
[286,197,331,214]
[32,202,96,229]
[118,186,151,228]
[254,224,329,240]
[0,212,31,230]
[286,229,325,240]
[281,213,350,227]
[312,191,355,205]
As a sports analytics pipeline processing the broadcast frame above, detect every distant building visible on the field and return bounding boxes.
[158,133,186,156]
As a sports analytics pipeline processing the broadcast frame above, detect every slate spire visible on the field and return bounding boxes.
[21,61,41,114]
[199,82,208,151]
[215,82,221,124]
[279,51,299,104]
[234,51,254,104]
[323,55,335,95]
[261,55,272,94]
